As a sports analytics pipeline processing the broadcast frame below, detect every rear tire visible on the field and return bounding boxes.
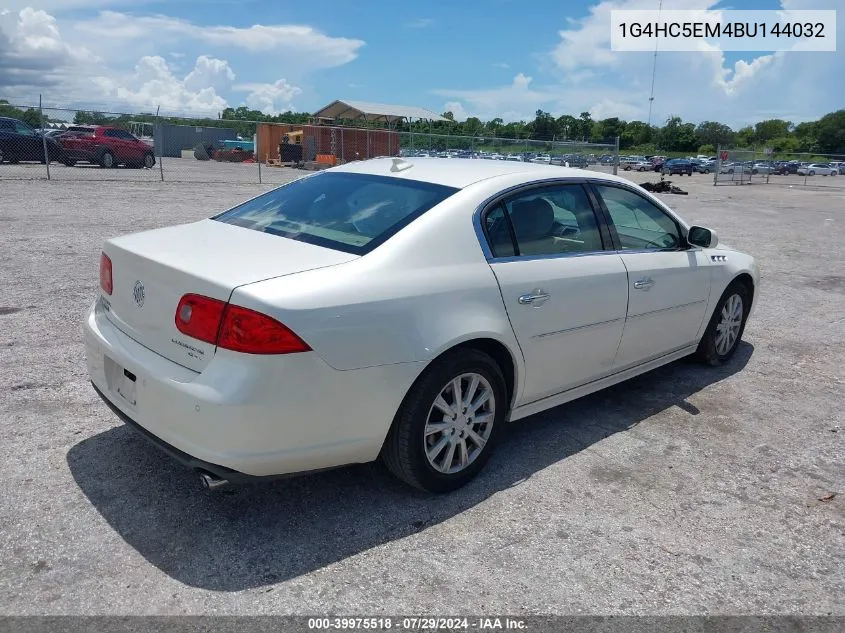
[99,151,115,169]
[695,281,751,366]
[381,349,507,493]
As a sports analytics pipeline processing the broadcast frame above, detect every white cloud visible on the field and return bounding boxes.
[237,79,302,114]
[435,74,564,122]
[76,11,365,72]
[437,0,844,126]
[184,54,235,93]
[443,101,468,122]
[0,7,357,116]
[0,8,99,93]
[492,62,510,69]
[96,55,232,114]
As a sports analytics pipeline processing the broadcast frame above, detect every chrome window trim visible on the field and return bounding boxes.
[585,178,691,234]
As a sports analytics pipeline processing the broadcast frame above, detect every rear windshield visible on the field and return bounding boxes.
[212,172,459,254]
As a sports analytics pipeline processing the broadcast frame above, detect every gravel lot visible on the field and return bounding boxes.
[0,166,842,615]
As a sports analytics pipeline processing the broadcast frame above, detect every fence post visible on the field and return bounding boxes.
[714,145,720,186]
[256,131,262,184]
[613,136,620,176]
[39,95,51,181]
[155,106,164,182]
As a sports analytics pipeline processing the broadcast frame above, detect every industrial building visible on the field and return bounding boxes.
[258,99,446,164]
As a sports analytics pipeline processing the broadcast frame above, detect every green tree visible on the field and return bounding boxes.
[658,116,697,151]
[695,121,735,148]
[698,144,716,155]
[735,126,755,148]
[555,114,578,140]
[813,110,845,154]
[620,120,654,148]
[592,117,624,143]
[530,109,557,140]
[754,119,792,143]
[575,111,593,140]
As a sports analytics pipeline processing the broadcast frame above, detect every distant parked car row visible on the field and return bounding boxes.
[400,149,595,167]
[0,116,155,168]
[718,160,840,176]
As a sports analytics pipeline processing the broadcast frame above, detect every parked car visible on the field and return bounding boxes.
[530,154,551,164]
[551,154,588,168]
[85,158,759,492]
[58,125,156,168]
[623,159,651,171]
[0,116,73,165]
[719,162,751,175]
[694,159,716,174]
[662,158,694,176]
[797,163,839,176]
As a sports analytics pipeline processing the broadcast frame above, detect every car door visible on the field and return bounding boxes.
[102,129,127,162]
[119,129,145,161]
[12,121,41,160]
[482,182,629,404]
[591,183,712,370]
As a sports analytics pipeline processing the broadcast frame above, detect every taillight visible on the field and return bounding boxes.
[174,294,310,355]
[100,252,112,295]
[175,294,227,345]
[218,304,311,354]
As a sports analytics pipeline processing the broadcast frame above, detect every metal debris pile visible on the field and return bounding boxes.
[640,178,689,195]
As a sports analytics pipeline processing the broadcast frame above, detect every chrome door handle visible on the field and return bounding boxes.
[518,292,551,305]
[633,278,654,290]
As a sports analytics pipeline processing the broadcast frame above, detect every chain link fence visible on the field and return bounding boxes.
[1,104,622,185]
[714,145,845,189]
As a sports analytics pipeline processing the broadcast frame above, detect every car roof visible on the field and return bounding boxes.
[329,156,634,189]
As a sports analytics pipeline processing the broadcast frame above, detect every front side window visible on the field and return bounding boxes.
[485,184,604,257]
[594,185,682,251]
[13,122,36,136]
[213,172,459,254]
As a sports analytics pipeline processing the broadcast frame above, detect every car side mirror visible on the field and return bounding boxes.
[688,226,718,248]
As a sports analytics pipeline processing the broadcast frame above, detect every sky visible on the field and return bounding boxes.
[0,0,842,127]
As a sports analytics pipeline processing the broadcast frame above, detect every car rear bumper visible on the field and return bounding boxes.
[84,299,424,477]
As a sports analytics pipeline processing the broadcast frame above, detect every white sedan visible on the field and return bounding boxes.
[85,158,759,492]
[797,163,839,176]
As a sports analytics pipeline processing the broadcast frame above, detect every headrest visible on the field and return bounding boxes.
[510,198,554,242]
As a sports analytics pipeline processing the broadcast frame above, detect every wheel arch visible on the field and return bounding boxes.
[401,335,522,417]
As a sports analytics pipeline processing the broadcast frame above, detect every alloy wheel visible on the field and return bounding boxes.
[423,373,496,474]
[715,294,743,355]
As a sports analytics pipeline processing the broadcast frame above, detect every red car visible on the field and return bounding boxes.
[59,126,156,168]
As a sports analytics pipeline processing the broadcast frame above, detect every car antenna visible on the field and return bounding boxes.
[391,157,413,172]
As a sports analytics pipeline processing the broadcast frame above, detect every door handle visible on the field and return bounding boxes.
[518,292,551,306]
[633,278,654,290]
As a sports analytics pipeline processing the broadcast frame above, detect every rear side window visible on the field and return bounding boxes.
[213,172,459,255]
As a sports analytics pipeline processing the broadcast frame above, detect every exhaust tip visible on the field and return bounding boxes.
[198,471,230,491]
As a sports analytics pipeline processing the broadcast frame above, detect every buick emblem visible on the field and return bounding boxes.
[133,281,145,308]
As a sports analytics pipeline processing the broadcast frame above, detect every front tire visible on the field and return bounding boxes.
[381,349,507,492]
[696,281,751,366]
[143,152,155,169]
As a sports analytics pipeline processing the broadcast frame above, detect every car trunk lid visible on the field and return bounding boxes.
[101,219,357,372]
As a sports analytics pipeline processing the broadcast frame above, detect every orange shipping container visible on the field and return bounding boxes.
[256,123,400,163]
